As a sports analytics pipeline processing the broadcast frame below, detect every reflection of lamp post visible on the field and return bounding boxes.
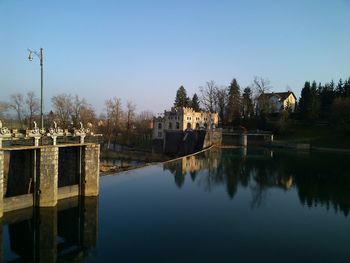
[28,48,44,129]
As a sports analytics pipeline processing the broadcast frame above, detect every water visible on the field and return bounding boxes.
[100,158,145,168]
[2,147,350,262]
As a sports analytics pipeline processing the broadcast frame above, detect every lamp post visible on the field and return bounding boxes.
[28,48,44,129]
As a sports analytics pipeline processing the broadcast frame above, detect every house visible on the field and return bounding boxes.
[153,107,219,140]
[257,91,297,114]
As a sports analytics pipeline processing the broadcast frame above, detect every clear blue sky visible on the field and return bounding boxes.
[0,0,349,114]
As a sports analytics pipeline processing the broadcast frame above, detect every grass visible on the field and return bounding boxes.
[274,123,350,149]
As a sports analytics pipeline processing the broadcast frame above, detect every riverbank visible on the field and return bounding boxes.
[274,124,350,150]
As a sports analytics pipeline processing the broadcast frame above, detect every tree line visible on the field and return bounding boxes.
[173,76,350,133]
[173,77,269,126]
[0,93,154,148]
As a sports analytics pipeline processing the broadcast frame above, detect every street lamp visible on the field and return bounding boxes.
[27,48,44,129]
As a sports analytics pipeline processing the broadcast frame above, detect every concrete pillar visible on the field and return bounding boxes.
[38,207,57,263]
[51,136,57,146]
[39,147,58,207]
[82,144,100,196]
[240,134,247,147]
[34,137,40,147]
[79,135,86,144]
[0,151,3,218]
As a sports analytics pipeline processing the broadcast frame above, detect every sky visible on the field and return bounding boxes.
[0,0,349,115]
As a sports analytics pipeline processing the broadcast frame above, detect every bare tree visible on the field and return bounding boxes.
[126,101,136,133]
[0,101,9,119]
[215,86,229,125]
[80,104,96,128]
[104,97,123,148]
[199,80,218,112]
[51,94,73,128]
[9,93,25,128]
[70,95,96,127]
[253,76,271,98]
[135,110,154,133]
[25,91,39,128]
[253,76,271,115]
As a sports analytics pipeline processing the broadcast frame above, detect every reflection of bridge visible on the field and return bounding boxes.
[1,196,98,262]
[0,121,101,218]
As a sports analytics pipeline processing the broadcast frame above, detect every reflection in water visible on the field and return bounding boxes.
[3,197,98,262]
[164,148,350,216]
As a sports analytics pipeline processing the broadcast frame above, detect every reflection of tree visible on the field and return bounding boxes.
[190,171,197,181]
[163,148,350,216]
[163,160,185,188]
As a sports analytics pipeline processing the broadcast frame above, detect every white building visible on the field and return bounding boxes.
[257,91,297,114]
[153,107,219,139]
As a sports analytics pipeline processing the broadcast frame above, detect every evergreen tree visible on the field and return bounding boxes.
[336,78,344,97]
[226,78,241,125]
[174,86,190,108]
[242,87,254,118]
[299,81,320,121]
[343,78,350,97]
[191,93,200,111]
[319,80,335,119]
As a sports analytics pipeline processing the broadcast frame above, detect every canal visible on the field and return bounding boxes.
[2,147,350,262]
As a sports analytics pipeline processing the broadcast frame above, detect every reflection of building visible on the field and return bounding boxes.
[181,152,219,175]
[163,149,221,188]
[257,91,297,113]
[153,107,219,139]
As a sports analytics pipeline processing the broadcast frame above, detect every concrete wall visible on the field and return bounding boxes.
[82,144,100,196]
[39,147,59,207]
[163,130,222,156]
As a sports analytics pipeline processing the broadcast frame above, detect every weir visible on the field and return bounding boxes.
[0,121,101,218]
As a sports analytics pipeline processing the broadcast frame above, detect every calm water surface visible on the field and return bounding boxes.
[3,148,350,262]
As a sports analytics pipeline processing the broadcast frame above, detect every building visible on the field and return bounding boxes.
[153,107,219,139]
[257,91,297,114]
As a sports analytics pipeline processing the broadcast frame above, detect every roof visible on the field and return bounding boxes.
[259,91,296,101]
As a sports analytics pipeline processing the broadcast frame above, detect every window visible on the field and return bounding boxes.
[169,122,173,129]
[158,132,162,137]
[176,122,180,129]
[158,123,162,129]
